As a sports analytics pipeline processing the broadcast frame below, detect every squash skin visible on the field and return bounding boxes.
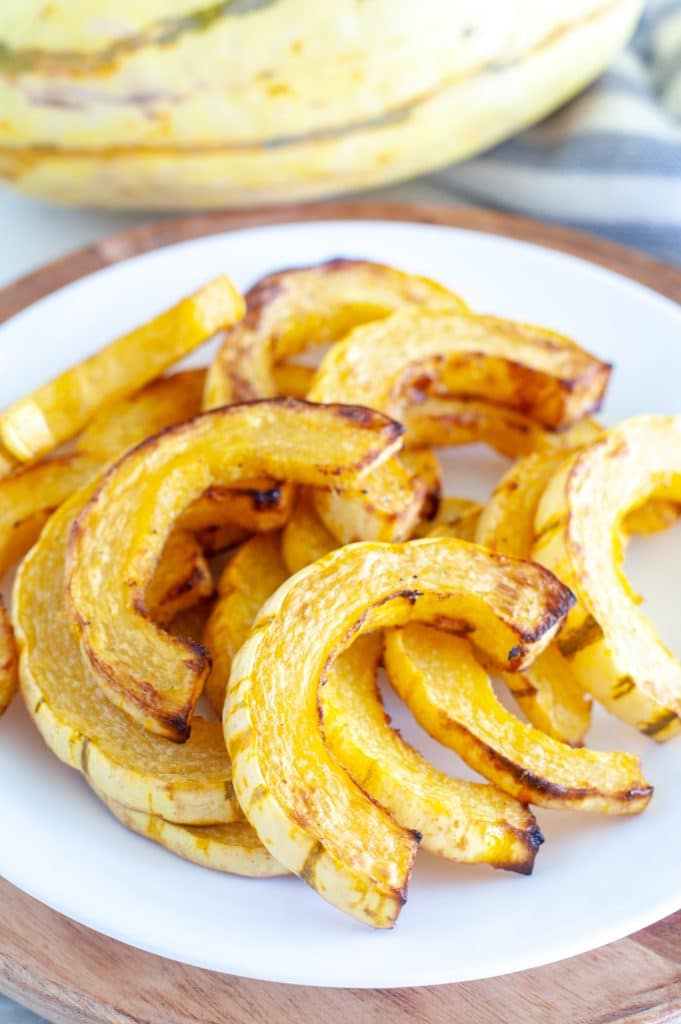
[0,2,643,208]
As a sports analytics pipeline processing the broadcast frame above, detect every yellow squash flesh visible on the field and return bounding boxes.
[145,530,213,627]
[67,399,403,740]
[385,625,652,814]
[203,258,466,409]
[0,277,244,461]
[13,485,239,825]
[533,415,681,740]
[225,537,574,926]
[203,532,287,716]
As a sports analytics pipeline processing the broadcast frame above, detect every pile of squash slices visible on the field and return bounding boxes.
[2,258,680,928]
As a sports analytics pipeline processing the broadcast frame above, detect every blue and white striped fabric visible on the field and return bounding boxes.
[396,0,681,266]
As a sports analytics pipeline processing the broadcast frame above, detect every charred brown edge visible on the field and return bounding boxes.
[450,722,652,806]
[641,711,679,737]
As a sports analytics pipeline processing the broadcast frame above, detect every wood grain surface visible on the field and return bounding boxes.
[0,201,679,1024]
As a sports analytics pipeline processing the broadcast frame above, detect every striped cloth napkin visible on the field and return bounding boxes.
[391,0,681,266]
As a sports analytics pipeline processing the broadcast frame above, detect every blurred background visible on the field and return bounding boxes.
[0,0,679,291]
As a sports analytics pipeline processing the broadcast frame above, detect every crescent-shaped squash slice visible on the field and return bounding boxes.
[13,485,240,825]
[308,311,610,431]
[385,625,652,814]
[321,633,543,873]
[1,277,244,462]
[203,258,466,409]
[203,533,288,716]
[0,597,18,716]
[94,789,286,878]
[67,399,403,741]
[204,534,542,874]
[413,496,482,541]
[225,537,574,927]
[145,530,213,627]
[281,493,338,575]
[476,451,592,746]
[532,415,681,741]
[308,310,609,543]
[403,399,604,459]
[271,363,606,460]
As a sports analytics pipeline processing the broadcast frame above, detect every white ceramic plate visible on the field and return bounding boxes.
[0,220,679,989]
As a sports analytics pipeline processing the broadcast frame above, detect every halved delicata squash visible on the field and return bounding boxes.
[225,536,574,927]
[67,399,403,741]
[532,415,681,741]
[385,625,652,814]
[13,485,240,825]
[94,789,286,878]
[205,533,543,874]
[203,258,467,409]
[1,278,244,462]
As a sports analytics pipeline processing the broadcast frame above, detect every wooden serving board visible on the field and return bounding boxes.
[1,201,680,1024]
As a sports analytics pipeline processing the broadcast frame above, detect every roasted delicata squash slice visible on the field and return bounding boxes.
[0,598,18,716]
[1,278,244,462]
[476,451,592,745]
[205,534,542,874]
[281,492,338,575]
[225,537,574,926]
[385,626,652,814]
[308,311,610,431]
[13,486,240,825]
[404,399,603,458]
[203,258,466,409]
[145,530,213,627]
[307,310,609,543]
[533,415,681,740]
[0,371,206,580]
[321,633,543,873]
[203,532,288,715]
[413,496,482,542]
[67,399,403,741]
[94,789,286,878]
